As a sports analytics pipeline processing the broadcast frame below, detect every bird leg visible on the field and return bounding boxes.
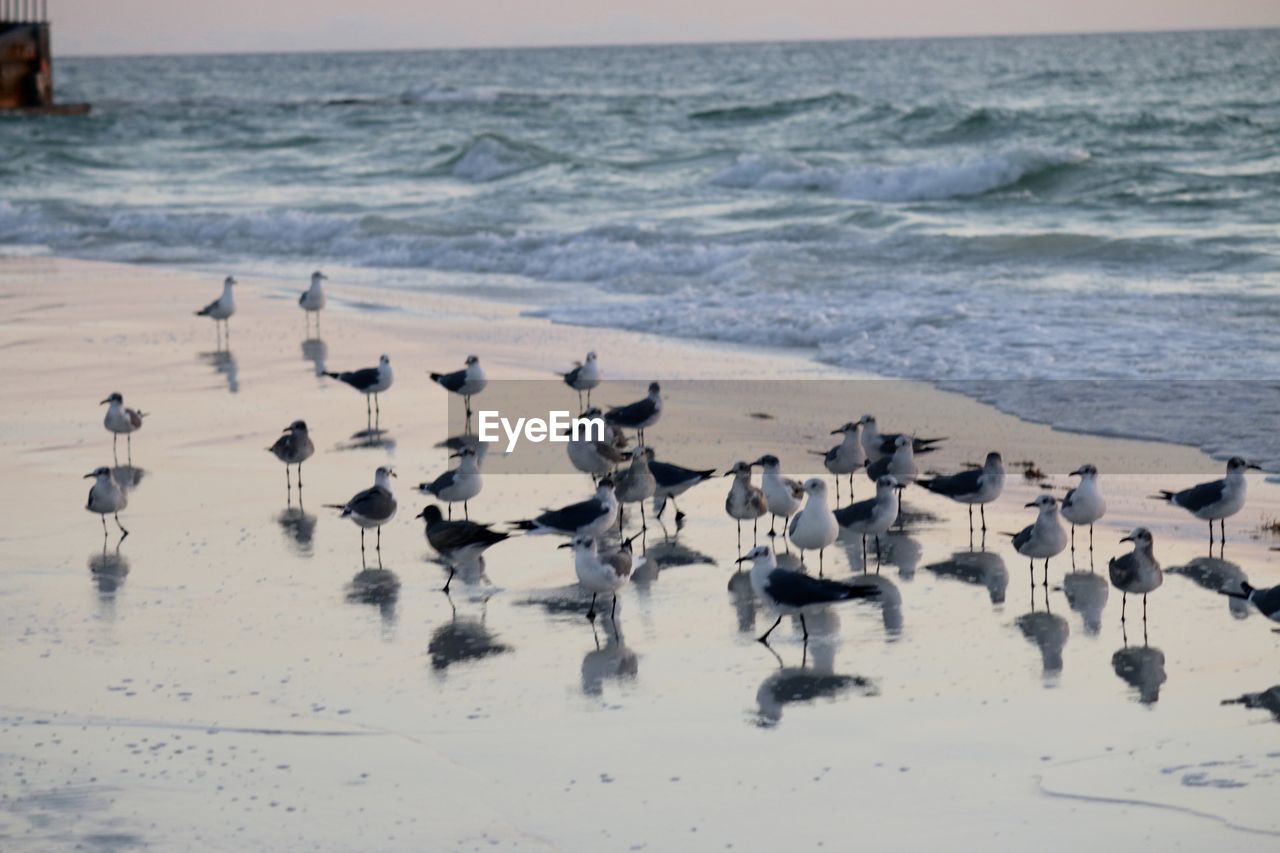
[376,527,383,568]
[980,503,987,532]
[672,497,685,523]
[1043,559,1049,588]
[374,394,381,432]
[442,566,455,593]
[753,516,758,546]
[610,594,618,621]
[818,548,825,578]
[736,520,742,555]
[800,613,809,641]
[1070,525,1076,553]
[112,434,119,465]
[365,394,372,432]
[758,614,783,644]
[1142,593,1148,622]
[1121,592,1127,623]
[586,593,597,622]
[1088,524,1095,553]
[286,465,292,495]
[297,463,303,490]
[968,504,974,534]
[464,501,470,521]
[115,513,128,539]
[861,534,868,572]
[100,515,108,536]
[127,433,133,464]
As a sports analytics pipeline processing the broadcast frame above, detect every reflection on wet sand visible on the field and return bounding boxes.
[88,544,129,597]
[727,570,758,633]
[581,631,638,696]
[1062,570,1109,634]
[839,529,921,578]
[301,336,328,376]
[111,465,145,492]
[1168,556,1252,619]
[277,504,316,555]
[1112,643,1167,705]
[923,548,1009,605]
[346,568,399,627]
[428,601,510,673]
[755,612,877,727]
[631,535,715,591]
[436,552,491,594]
[337,428,396,452]
[199,349,239,393]
[1222,686,1280,721]
[1016,586,1069,680]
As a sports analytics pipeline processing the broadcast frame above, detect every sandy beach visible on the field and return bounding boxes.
[1,255,1278,850]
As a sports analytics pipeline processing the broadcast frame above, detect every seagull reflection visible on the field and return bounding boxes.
[1221,686,1280,721]
[848,573,902,636]
[754,612,876,727]
[1112,643,1167,705]
[111,465,145,492]
[88,543,129,597]
[727,570,758,633]
[1016,586,1069,679]
[1062,570,1109,634]
[301,336,328,377]
[199,349,239,393]
[436,433,489,463]
[346,568,400,627]
[428,601,510,673]
[631,535,715,591]
[923,549,1009,605]
[881,530,922,580]
[581,631,638,696]
[1168,556,1252,619]
[277,504,317,554]
[338,428,396,452]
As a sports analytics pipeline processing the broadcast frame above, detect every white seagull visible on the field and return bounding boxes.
[813,421,867,503]
[1109,527,1162,623]
[737,544,880,644]
[418,446,483,519]
[430,355,487,419]
[1061,463,1107,553]
[561,533,644,630]
[194,275,236,343]
[512,477,619,537]
[85,466,128,538]
[1155,456,1259,548]
[865,434,919,487]
[299,270,327,332]
[325,354,393,431]
[724,460,768,552]
[561,351,601,408]
[565,406,628,479]
[325,466,397,566]
[917,451,1004,533]
[100,391,146,464]
[789,478,840,575]
[614,446,657,531]
[1009,494,1069,584]
[752,454,803,540]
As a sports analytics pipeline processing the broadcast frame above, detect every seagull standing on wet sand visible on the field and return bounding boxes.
[324,354,393,432]
[725,461,768,552]
[917,451,1005,534]
[430,355,486,421]
[1155,456,1259,549]
[101,392,146,464]
[299,271,326,333]
[858,414,944,460]
[267,419,315,494]
[85,466,128,538]
[1109,527,1162,623]
[605,382,662,445]
[649,453,715,522]
[789,478,840,576]
[835,474,900,567]
[511,477,619,538]
[813,421,867,503]
[325,466,397,566]
[418,446,483,519]
[614,446,658,532]
[753,454,803,541]
[1062,464,1106,555]
[737,544,880,644]
[561,351,601,408]
[562,534,644,630]
[1009,494,1068,586]
[415,505,509,592]
[194,275,236,344]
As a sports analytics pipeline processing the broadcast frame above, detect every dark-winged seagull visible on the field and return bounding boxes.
[724,460,768,552]
[511,477,619,537]
[789,478,839,576]
[649,453,715,522]
[325,354,393,431]
[418,446,482,519]
[101,391,146,465]
[415,504,510,591]
[1155,456,1259,548]
[752,454,803,540]
[561,533,644,630]
[267,419,315,494]
[1009,494,1068,585]
[430,355,486,420]
[737,544,880,644]
[1061,463,1106,554]
[299,271,326,334]
[865,435,919,491]
[857,414,944,459]
[614,446,657,531]
[194,275,236,344]
[918,451,1005,533]
[561,351,601,408]
[1221,581,1280,625]
[325,466,397,566]
[835,474,900,566]
[85,466,128,539]
[812,421,867,503]
[1108,527,1162,623]
[604,382,662,445]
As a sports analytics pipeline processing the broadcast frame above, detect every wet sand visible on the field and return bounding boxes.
[1,256,1278,850]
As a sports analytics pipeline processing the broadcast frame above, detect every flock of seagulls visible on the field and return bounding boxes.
[83,271,1280,650]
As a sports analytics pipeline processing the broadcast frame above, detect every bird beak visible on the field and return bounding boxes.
[1120,535,1133,543]
[830,428,843,435]
[1069,467,1084,476]
[1247,463,1262,470]
[734,555,750,564]
[83,472,95,478]
[389,471,398,478]
[282,426,292,432]
[99,398,110,405]
[749,458,764,467]
[1024,501,1036,507]
[414,508,426,519]
[449,452,461,459]
[722,470,734,477]
[557,542,573,550]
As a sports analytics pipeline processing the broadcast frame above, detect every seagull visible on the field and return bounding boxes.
[561,533,644,630]
[1109,527,1162,623]
[85,466,128,538]
[1009,494,1068,585]
[325,354,393,432]
[812,421,867,503]
[299,270,326,333]
[325,466,397,567]
[100,392,146,464]
[834,474,900,566]
[605,382,662,445]
[857,414,944,460]
[565,406,627,479]
[1155,456,1259,548]
[418,446,482,519]
[511,477,619,537]
[267,419,314,494]
[725,460,768,552]
[429,355,486,420]
[865,434,919,485]
[789,478,839,576]
[1061,464,1106,554]
[614,446,657,531]
[649,453,715,522]
[1220,582,1280,625]
[917,451,1005,533]
[194,275,236,344]
[752,454,803,540]
[415,505,509,592]
[561,351,601,408]
[736,544,879,644]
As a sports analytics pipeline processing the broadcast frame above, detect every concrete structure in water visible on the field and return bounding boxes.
[1,0,87,113]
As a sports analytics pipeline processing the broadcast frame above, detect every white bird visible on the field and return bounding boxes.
[917,451,1005,533]
[418,446,483,519]
[835,474,900,566]
[561,351,601,408]
[813,421,867,503]
[267,419,315,494]
[1061,463,1106,553]
[325,354,393,431]
[736,544,879,644]
[85,466,128,538]
[561,533,644,629]
[789,478,840,575]
[1009,494,1069,585]
[865,434,919,487]
[565,407,628,478]
[1156,456,1259,549]
[724,460,768,552]
[195,275,236,344]
[1109,527,1162,623]
[299,270,327,333]
[512,478,619,538]
[100,391,146,464]
[430,355,487,420]
[753,454,803,540]
[325,466,397,567]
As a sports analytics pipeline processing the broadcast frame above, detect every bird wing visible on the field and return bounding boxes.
[346,486,395,520]
[269,434,293,456]
[431,368,468,392]
[1108,553,1137,587]
[784,478,804,499]
[766,569,880,607]
[601,551,633,579]
[195,298,220,316]
[1172,479,1226,512]
[865,456,890,480]
[1062,487,1078,509]
[1253,585,1280,616]
[421,468,457,495]
[919,468,982,497]
[604,397,654,427]
[595,440,628,463]
[563,364,582,386]
[1011,523,1035,552]
[649,460,713,488]
[430,520,506,551]
[535,497,605,531]
[336,366,380,390]
[834,498,876,527]
[126,408,145,428]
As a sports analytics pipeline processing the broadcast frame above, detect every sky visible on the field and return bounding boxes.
[48,0,1280,56]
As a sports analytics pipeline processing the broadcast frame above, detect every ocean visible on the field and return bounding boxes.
[2,29,1278,471]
